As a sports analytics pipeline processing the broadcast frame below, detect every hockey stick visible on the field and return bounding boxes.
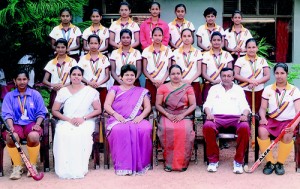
[251,88,255,149]
[244,111,300,173]
[0,116,44,181]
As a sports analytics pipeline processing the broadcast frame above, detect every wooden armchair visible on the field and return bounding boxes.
[152,106,202,166]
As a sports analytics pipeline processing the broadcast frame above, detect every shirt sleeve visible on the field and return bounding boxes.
[219,27,225,36]
[189,22,195,32]
[74,26,82,37]
[196,50,203,60]
[196,26,202,37]
[109,50,117,61]
[261,87,269,100]
[226,52,234,63]
[1,93,15,121]
[141,48,148,59]
[234,57,243,68]
[133,22,140,32]
[49,27,56,39]
[104,56,110,68]
[167,48,173,59]
[44,61,53,74]
[238,87,251,112]
[82,28,89,40]
[292,87,300,101]
[104,28,109,39]
[33,91,47,119]
[203,86,215,110]
[136,50,142,60]
[262,58,269,68]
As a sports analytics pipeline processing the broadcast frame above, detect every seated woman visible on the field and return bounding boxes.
[155,65,196,172]
[258,63,300,175]
[52,66,102,179]
[2,70,47,180]
[104,64,152,176]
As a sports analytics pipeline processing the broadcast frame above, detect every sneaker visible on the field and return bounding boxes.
[9,166,23,180]
[274,162,285,175]
[27,164,37,177]
[263,161,275,175]
[207,162,219,172]
[233,161,243,174]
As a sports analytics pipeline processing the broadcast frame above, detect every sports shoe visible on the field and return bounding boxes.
[27,164,37,177]
[233,161,243,174]
[9,166,24,180]
[274,162,285,175]
[263,161,275,175]
[207,162,219,172]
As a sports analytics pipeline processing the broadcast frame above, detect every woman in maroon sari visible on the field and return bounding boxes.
[156,65,196,172]
[104,64,152,175]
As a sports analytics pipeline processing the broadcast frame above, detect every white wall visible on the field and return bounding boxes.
[293,0,300,64]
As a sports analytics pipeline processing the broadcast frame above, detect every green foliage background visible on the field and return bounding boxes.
[0,0,89,81]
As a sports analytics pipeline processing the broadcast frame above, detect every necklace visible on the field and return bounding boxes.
[170,82,181,88]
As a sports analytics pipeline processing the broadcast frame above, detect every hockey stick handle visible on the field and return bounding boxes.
[0,116,44,181]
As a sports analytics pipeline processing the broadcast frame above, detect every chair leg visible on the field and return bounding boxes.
[244,142,249,166]
[93,139,100,169]
[296,133,300,173]
[42,118,50,172]
[104,137,110,169]
[203,140,208,164]
[0,140,5,177]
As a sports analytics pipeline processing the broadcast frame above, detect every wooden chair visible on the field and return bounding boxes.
[202,113,251,166]
[152,106,202,166]
[100,111,155,169]
[50,116,103,169]
[0,117,50,176]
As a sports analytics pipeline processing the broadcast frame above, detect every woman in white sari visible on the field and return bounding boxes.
[52,66,102,179]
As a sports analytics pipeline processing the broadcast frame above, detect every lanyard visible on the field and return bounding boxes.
[234,31,242,46]
[121,52,131,65]
[90,58,100,75]
[56,62,66,79]
[213,53,222,68]
[17,95,27,115]
[275,89,287,108]
[62,28,71,42]
[152,51,161,66]
[183,51,192,67]
[248,60,257,76]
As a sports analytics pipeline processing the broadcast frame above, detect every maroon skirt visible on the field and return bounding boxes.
[244,89,263,113]
[191,82,202,106]
[259,118,294,137]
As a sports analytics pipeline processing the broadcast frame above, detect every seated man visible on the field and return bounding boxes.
[203,67,250,174]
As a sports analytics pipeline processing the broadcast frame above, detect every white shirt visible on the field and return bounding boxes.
[49,24,82,55]
[109,47,141,76]
[202,49,233,82]
[172,46,202,82]
[78,52,110,87]
[204,83,250,115]
[142,44,173,81]
[224,25,253,56]
[235,55,269,91]
[109,18,140,45]
[82,25,109,51]
[196,23,225,51]
[168,19,195,48]
[44,56,77,84]
[262,83,300,121]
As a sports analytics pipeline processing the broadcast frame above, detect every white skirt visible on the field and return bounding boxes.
[53,120,94,179]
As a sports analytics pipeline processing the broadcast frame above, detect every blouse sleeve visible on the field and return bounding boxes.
[108,86,118,95]
[187,86,195,95]
[93,89,100,102]
[55,88,68,103]
[157,85,166,95]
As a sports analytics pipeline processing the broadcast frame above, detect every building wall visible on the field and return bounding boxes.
[294,0,300,64]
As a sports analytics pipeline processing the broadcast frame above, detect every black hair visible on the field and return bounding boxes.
[14,69,29,79]
[120,28,132,39]
[220,67,235,76]
[120,64,137,77]
[91,8,103,16]
[70,66,84,76]
[229,10,242,32]
[60,8,72,16]
[150,2,161,9]
[152,27,164,36]
[210,31,222,41]
[245,38,257,47]
[274,63,288,74]
[181,28,194,44]
[203,7,217,17]
[120,2,131,10]
[175,4,186,12]
[169,64,183,75]
[54,38,68,47]
[87,34,100,43]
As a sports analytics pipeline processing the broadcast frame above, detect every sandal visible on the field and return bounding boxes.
[164,167,172,172]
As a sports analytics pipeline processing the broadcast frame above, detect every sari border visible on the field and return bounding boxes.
[165,83,187,103]
[106,88,148,133]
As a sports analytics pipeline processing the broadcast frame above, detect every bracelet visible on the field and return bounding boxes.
[112,111,116,116]
[83,116,87,120]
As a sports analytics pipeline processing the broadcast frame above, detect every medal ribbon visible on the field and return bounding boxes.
[121,52,131,65]
[275,89,287,109]
[248,60,257,76]
[62,28,71,42]
[90,58,100,75]
[183,51,192,68]
[213,53,222,68]
[18,95,27,115]
[152,51,162,67]
[56,62,66,79]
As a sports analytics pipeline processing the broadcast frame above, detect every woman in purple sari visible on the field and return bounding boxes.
[156,65,196,172]
[104,64,152,175]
